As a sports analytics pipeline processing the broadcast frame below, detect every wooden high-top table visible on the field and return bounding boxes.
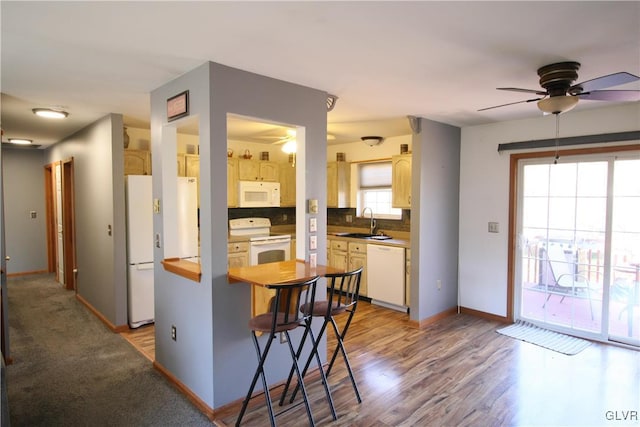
[228,259,342,317]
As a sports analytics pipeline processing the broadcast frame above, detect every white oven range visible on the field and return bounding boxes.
[229,217,291,266]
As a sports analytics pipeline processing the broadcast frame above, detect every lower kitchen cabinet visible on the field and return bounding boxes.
[328,239,348,271]
[327,238,367,297]
[227,241,249,268]
[348,242,368,296]
[405,248,411,306]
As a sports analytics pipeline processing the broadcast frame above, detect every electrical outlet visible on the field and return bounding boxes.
[171,325,177,341]
[309,235,317,250]
[488,222,499,233]
[280,332,288,344]
[282,213,287,221]
[437,279,442,290]
[346,214,353,223]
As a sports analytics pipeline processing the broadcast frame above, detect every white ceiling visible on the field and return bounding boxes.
[1,2,639,148]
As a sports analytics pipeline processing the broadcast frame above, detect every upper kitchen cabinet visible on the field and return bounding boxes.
[327,161,350,208]
[177,153,200,177]
[279,162,296,207]
[238,159,279,182]
[227,157,238,207]
[124,149,151,175]
[185,154,199,177]
[392,154,411,208]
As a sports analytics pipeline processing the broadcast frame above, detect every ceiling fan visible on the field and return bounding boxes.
[479,61,640,114]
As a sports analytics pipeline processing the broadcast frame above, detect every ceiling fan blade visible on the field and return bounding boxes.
[498,87,548,95]
[570,72,640,93]
[478,97,542,112]
[578,90,640,102]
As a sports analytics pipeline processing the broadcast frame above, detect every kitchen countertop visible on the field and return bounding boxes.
[228,226,410,248]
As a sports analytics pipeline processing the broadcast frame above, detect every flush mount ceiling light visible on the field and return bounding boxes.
[8,138,33,145]
[361,136,384,147]
[537,96,579,115]
[32,108,69,119]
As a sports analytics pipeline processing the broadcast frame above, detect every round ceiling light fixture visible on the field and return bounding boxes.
[32,108,69,119]
[361,136,384,147]
[8,138,33,145]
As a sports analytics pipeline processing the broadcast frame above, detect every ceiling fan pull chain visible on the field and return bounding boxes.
[554,113,560,165]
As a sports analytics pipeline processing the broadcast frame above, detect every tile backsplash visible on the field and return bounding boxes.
[228,207,410,232]
[328,208,410,232]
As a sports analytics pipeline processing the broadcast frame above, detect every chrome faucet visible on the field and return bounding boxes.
[362,207,376,236]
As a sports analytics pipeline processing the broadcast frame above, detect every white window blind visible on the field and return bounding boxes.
[359,162,392,188]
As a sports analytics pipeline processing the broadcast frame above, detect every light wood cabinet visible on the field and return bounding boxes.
[184,154,200,206]
[405,248,411,306]
[227,241,249,269]
[348,242,368,296]
[327,161,350,208]
[227,158,238,207]
[327,238,368,297]
[392,154,412,208]
[238,159,279,182]
[280,162,296,207]
[177,154,186,177]
[124,150,151,175]
[329,239,348,271]
[185,154,199,177]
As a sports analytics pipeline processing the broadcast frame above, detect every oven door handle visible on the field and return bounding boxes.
[250,238,290,246]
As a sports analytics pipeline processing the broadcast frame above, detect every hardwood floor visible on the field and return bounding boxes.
[120,302,640,426]
[120,323,155,362]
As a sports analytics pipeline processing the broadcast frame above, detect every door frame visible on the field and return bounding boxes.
[44,158,77,291]
[507,143,640,325]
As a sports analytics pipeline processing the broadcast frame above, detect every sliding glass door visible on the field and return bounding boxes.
[515,152,639,346]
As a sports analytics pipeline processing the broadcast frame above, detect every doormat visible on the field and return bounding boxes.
[496,321,591,355]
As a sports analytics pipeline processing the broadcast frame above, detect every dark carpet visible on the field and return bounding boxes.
[6,274,212,426]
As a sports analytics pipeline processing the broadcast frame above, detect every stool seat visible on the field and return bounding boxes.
[300,301,347,317]
[249,313,303,333]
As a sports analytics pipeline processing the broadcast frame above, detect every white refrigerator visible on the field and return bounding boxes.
[126,175,199,328]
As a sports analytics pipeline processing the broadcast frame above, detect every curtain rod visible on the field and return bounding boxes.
[497,131,640,152]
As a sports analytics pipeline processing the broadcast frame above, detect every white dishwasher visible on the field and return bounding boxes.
[367,244,406,310]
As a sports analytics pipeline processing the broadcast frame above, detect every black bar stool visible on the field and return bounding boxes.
[236,276,321,427]
[284,267,364,408]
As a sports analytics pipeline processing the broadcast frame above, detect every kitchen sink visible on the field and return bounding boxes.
[333,232,392,240]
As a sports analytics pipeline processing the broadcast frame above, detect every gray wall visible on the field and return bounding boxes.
[45,114,127,327]
[2,148,47,274]
[410,118,461,321]
[151,61,327,408]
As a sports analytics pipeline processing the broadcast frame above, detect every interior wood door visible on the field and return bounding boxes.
[62,159,76,291]
[55,163,64,286]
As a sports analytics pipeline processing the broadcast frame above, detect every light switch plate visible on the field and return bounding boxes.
[309,235,317,250]
[488,222,499,233]
[309,253,317,269]
[309,217,317,233]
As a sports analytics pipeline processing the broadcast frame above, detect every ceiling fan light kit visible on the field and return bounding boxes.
[537,96,579,114]
[361,136,384,147]
[32,108,69,119]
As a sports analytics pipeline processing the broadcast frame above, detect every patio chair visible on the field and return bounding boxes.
[540,244,594,319]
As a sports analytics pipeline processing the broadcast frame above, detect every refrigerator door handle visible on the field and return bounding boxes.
[136,263,154,271]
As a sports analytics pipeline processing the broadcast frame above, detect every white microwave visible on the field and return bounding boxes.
[238,181,280,207]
